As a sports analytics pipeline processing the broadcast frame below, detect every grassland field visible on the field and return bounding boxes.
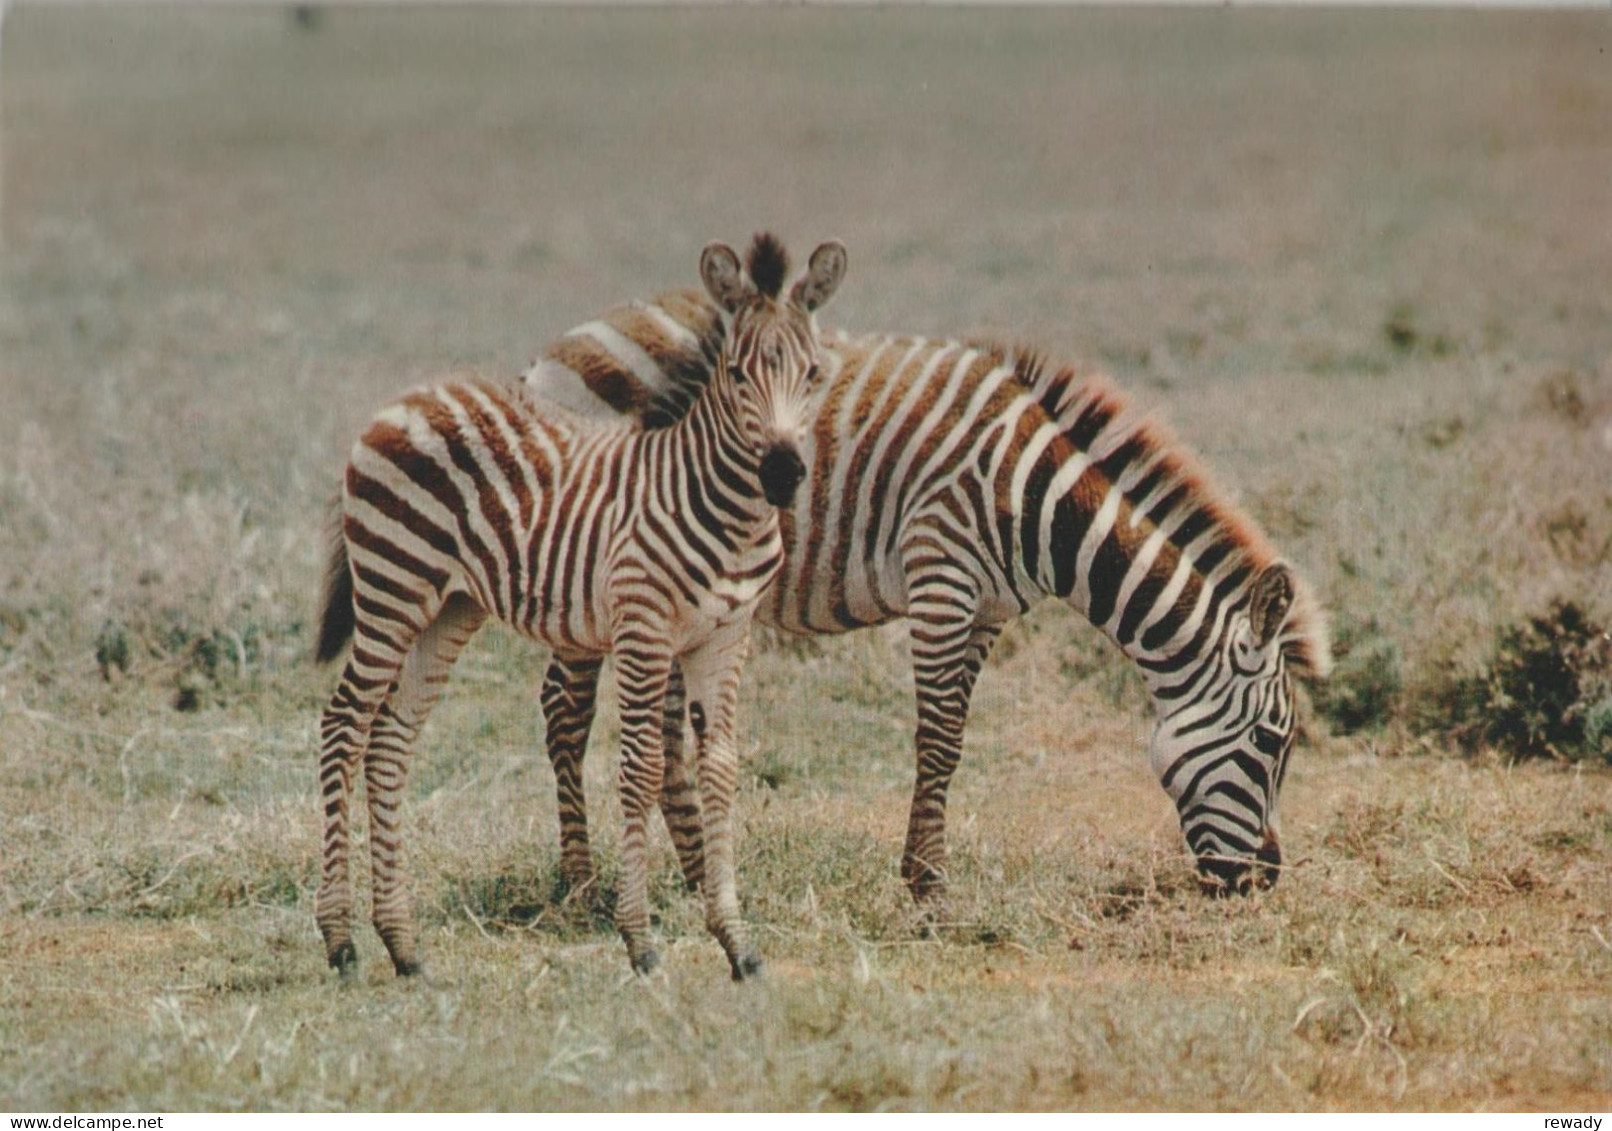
[1,5,1610,1112]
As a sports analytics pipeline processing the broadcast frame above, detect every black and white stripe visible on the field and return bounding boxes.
[524,292,1330,906]
[313,235,845,979]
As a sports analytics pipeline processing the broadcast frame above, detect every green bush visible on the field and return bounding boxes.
[1436,601,1612,763]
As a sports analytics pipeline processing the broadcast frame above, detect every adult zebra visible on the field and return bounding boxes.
[525,290,1331,907]
[313,235,846,979]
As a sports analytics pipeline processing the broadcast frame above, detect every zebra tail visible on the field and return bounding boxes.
[314,517,355,665]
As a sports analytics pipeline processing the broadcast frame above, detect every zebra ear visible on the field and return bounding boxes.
[1249,561,1296,650]
[700,242,751,313]
[792,239,847,312]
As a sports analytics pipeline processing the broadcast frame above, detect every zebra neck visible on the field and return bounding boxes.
[665,380,772,524]
[1019,437,1238,699]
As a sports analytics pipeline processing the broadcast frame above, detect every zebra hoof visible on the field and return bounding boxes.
[329,941,358,975]
[730,952,763,982]
[392,956,423,977]
[630,947,660,976]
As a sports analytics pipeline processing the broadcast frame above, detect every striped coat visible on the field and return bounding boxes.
[526,289,1330,905]
[313,237,845,978]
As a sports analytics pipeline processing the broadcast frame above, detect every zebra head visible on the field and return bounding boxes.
[699,233,846,508]
[1148,561,1307,896]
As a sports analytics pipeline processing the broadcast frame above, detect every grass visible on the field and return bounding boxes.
[3,4,1611,1112]
[2,734,1609,1109]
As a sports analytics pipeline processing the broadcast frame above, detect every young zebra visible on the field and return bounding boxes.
[524,291,1331,907]
[313,236,846,979]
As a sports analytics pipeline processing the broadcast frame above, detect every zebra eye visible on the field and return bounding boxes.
[728,365,748,387]
[805,363,821,384]
[1251,725,1285,756]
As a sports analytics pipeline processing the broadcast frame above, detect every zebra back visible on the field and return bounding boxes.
[524,288,722,428]
[524,296,1328,678]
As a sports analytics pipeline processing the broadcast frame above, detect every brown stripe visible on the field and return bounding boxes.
[444,384,529,617]
[606,304,704,380]
[549,337,651,415]
[344,480,452,592]
[380,397,503,614]
[817,340,913,628]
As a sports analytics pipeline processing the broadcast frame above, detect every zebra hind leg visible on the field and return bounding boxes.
[364,593,486,976]
[658,660,708,893]
[317,620,423,976]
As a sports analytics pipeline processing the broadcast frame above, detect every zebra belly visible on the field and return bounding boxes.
[517,594,614,656]
[758,495,1028,638]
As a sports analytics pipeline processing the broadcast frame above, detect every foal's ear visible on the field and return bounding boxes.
[791,239,847,313]
[700,242,751,313]
[1249,561,1296,650]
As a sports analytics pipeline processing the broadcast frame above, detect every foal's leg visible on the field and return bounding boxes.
[317,600,433,974]
[678,619,760,980]
[541,654,705,906]
[609,638,674,974]
[364,593,486,975]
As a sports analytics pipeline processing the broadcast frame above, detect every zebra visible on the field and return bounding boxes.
[312,235,847,979]
[523,290,1331,909]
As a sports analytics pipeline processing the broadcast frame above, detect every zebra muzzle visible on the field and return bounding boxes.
[1196,832,1282,897]
[758,443,806,508]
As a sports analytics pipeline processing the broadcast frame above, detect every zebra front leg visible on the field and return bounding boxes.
[364,595,485,976]
[679,620,760,981]
[658,660,708,893]
[540,653,605,898]
[610,642,674,975]
[900,566,998,910]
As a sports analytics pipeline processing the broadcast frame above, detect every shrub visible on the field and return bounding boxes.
[1434,600,1612,763]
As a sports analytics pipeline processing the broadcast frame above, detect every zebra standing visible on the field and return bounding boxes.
[313,235,846,979]
[524,291,1331,907]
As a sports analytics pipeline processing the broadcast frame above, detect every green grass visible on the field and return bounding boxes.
[3,4,1611,1112]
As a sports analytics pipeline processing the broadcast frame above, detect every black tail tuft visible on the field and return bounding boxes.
[314,517,355,664]
[746,232,790,299]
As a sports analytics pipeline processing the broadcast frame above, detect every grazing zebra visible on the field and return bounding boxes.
[313,235,846,979]
[524,291,1331,906]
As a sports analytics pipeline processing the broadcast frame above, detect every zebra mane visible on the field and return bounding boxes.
[999,343,1331,679]
[746,232,790,300]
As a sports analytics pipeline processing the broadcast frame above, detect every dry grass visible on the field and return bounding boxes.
[3,5,1611,1112]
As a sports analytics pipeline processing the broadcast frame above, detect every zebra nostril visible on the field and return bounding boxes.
[758,444,805,507]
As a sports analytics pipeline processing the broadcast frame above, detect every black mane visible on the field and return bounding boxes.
[746,232,790,299]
